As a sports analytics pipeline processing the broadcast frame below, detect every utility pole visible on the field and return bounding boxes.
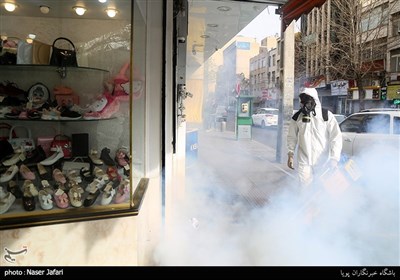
[276,21,295,163]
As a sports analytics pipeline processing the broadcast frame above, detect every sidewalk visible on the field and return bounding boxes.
[186,127,298,207]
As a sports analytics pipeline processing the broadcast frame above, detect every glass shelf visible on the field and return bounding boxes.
[0,64,109,73]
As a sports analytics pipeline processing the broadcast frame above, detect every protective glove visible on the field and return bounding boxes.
[287,152,294,170]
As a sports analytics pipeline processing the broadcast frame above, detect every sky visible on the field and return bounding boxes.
[238,6,301,42]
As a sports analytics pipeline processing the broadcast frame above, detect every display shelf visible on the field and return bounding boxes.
[0,64,109,73]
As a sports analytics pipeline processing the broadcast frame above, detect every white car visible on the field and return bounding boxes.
[333,114,346,123]
[251,108,278,128]
[339,109,400,157]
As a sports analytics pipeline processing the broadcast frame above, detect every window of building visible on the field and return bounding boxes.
[390,49,400,73]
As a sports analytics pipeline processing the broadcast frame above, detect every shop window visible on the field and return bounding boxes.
[0,0,147,229]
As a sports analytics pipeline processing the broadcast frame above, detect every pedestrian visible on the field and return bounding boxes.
[286,87,342,188]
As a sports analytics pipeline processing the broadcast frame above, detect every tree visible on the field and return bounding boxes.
[302,0,394,110]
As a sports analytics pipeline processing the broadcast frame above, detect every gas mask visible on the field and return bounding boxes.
[299,93,316,123]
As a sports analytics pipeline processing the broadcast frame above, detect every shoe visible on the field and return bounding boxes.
[2,151,25,166]
[83,188,101,207]
[41,107,61,120]
[58,106,82,120]
[68,185,84,208]
[114,179,130,204]
[115,147,130,167]
[53,168,66,185]
[83,94,120,120]
[100,182,116,205]
[0,187,16,214]
[23,180,39,197]
[89,149,103,165]
[85,177,107,193]
[22,181,37,211]
[53,188,69,209]
[37,163,51,180]
[67,170,82,184]
[100,147,115,166]
[7,180,22,199]
[38,189,53,210]
[80,166,94,182]
[0,164,18,183]
[19,164,36,181]
[106,166,119,181]
[23,145,46,166]
[40,146,64,166]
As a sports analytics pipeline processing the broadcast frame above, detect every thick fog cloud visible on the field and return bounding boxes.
[152,137,399,266]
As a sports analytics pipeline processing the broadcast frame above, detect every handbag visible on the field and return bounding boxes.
[49,37,78,67]
[8,125,35,152]
[51,134,72,159]
[0,122,16,141]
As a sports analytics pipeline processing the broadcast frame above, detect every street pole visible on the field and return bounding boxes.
[276,21,295,163]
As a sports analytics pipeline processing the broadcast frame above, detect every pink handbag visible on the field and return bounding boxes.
[37,135,54,157]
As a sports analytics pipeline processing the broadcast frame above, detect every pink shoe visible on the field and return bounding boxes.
[53,168,66,184]
[19,164,36,180]
[53,188,69,209]
[114,179,129,204]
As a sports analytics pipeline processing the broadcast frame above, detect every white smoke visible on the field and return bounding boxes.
[152,126,399,266]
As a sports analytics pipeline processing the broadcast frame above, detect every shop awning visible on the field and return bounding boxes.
[281,0,327,31]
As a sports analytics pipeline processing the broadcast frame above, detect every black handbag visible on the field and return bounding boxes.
[49,37,78,67]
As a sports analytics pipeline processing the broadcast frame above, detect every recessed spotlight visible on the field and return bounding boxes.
[73,6,87,16]
[207,24,218,28]
[40,5,50,14]
[26,34,36,44]
[4,3,18,12]
[105,8,118,18]
[98,0,107,3]
[217,6,231,12]
[200,35,210,39]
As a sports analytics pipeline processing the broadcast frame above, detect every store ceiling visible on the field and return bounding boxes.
[186,0,288,73]
[0,0,131,20]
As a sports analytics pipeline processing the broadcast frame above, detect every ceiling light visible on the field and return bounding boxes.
[40,5,50,14]
[26,34,36,44]
[200,35,210,39]
[217,6,231,12]
[73,6,87,16]
[207,24,218,28]
[4,3,18,12]
[105,8,118,18]
[98,0,107,3]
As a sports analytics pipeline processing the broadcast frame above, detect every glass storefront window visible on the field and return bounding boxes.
[0,0,146,229]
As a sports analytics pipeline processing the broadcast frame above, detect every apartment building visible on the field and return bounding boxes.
[249,35,280,109]
[301,0,400,113]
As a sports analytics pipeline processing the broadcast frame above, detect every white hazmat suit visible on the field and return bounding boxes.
[287,87,342,187]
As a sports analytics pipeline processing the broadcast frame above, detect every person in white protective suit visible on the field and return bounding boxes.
[287,87,342,188]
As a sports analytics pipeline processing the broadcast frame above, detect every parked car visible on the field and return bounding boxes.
[251,108,278,128]
[333,114,346,124]
[339,109,400,157]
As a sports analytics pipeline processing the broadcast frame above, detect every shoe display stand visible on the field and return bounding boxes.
[0,64,141,230]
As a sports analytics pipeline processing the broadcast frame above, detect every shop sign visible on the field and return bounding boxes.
[331,80,349,96]
[387,85,400,100]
